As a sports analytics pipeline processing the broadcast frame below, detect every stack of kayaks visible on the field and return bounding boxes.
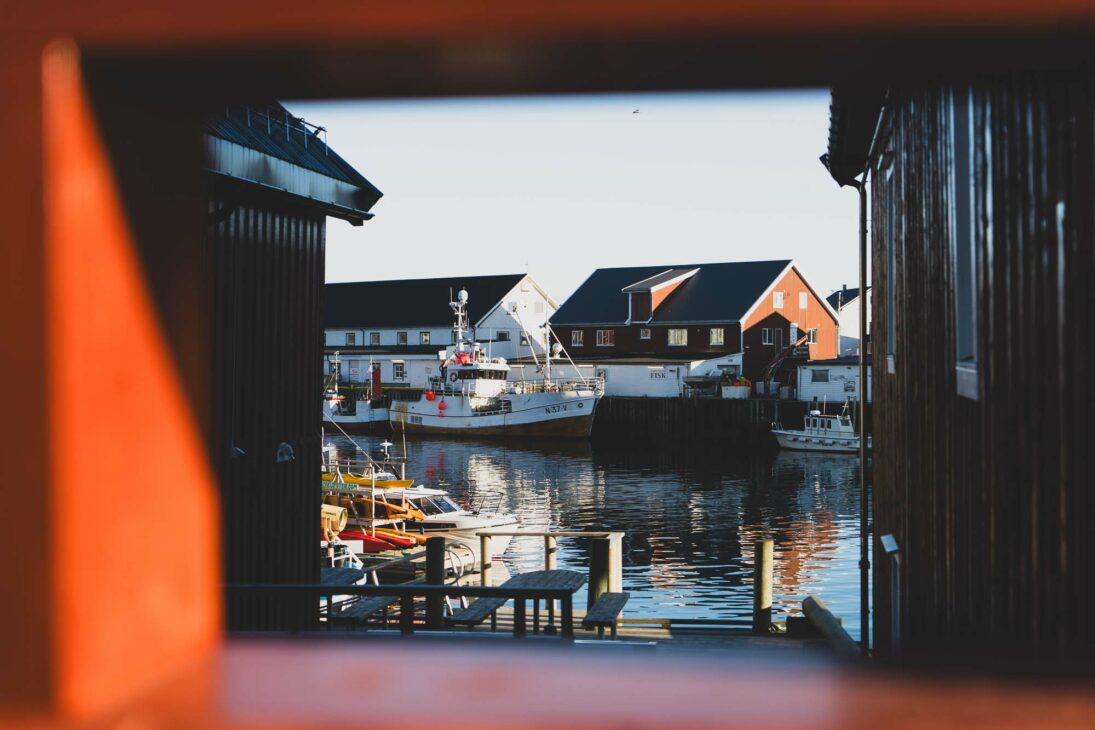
[338,528,418,551]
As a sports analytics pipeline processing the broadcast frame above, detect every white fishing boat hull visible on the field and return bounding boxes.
[323,398,389,431]
[390,390,599,438]
[772,428,872,453]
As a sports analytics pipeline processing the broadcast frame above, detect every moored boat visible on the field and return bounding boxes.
[389,288,603,438]
[771,404,871,453]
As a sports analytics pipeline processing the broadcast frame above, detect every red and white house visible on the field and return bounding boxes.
[549,259,838,388]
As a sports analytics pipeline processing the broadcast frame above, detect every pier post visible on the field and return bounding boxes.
[480,534,492,585]
[425,536,445,629]
[752,539,774,635]
[544,535,557,571]
[589,537,610,609]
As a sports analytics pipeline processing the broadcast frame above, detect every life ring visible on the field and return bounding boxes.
[449,372,458,382]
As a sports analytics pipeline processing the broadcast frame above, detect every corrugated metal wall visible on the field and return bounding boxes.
[871,78,1095,663]
[207,187,325,630]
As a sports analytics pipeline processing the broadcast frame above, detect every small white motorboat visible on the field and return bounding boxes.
[771,405,871,453]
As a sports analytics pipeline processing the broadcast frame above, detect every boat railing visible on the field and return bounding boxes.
[505,376,604,395]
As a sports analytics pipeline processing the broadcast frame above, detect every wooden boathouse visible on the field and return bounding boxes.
[825,81,1095,664]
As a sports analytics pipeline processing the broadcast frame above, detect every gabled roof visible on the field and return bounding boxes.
[551,260,792,326]
[325,274,527,329]
[826,286,871,310]
[204,102,383,224]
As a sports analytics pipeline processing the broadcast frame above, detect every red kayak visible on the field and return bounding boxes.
[339,528,415,551]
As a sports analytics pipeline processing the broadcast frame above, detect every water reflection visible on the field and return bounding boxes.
[325,434,867,632]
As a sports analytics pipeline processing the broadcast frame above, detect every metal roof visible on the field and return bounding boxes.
[204,102,383,223]
[324,274,527,329]
[821,88,886,187]
[551,260,792,326]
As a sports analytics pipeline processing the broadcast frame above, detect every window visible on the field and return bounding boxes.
[773,291,784,309]
[571,330,584,347]
[668,328,687,347]
[799,292,808,309]
[496,330,510,341]
[808,328,817,344]
[509,301,518,313]
[420,331,430,345]
[534,301,544,314]
[397,331,408,345]
[369,331,380,346]
[520,332,529,346]
[761,328,773,345]
[709,327,724,346]
[790,323,798,343]
[640,328,651,340]
[392,361,406,380]
[812,369,829,383]
[952,89,979,400]
[596,329,615,346]
[345,332,356,345]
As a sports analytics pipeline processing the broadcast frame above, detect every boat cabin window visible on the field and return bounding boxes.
[416,496,461,515]
[840,417,852,427]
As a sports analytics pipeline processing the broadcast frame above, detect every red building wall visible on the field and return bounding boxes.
[741,267,838,381]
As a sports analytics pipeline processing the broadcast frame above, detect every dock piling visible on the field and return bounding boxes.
[425,536,445,629]
[480,535,492,585]
[589,537,610,609]
[752,539,774,634]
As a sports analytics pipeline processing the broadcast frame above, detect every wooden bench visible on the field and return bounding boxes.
[330,595,400,626]
[582,592,630,639]
[446,597,507,631]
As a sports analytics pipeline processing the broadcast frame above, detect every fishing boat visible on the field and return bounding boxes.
[322,352,389,432]
[771,403,872,453]
[388,288,604,438]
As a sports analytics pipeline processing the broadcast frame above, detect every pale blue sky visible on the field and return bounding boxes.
[290,90,858,304]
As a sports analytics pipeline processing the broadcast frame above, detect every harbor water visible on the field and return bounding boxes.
[326,433,869,633]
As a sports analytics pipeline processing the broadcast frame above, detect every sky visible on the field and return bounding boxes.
[289,90,858,305]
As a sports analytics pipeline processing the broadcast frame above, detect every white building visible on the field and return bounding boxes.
[797,356,872,403]
[509,353,742,397]
[323,273,557,387]
[826,285,872,356]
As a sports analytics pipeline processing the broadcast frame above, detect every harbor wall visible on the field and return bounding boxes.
[591,396,871,450]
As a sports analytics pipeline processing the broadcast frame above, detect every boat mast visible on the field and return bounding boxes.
[450,288,469,353]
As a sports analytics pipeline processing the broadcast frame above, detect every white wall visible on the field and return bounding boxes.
[475,275,556,360]
[325,353,441,387]
[837,288,872,356]
[510,353,741,397]
[797,363,872,403]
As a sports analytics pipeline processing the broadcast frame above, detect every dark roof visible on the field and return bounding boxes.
[826,286,871,310]
[821,87,886,187]
[206,103,379,191]
[551,260,792,326]
[325,274,526,329]
[802,355,872,367]
[621,268,697,292]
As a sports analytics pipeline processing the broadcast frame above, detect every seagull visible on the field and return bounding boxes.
[632,109,640,114]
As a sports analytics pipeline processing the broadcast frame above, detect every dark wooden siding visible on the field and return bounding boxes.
[208,188,325,631]
[553,322,742,359]
[871,78,1095,664]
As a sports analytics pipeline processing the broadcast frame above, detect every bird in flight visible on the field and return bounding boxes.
[632,109,640,114]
